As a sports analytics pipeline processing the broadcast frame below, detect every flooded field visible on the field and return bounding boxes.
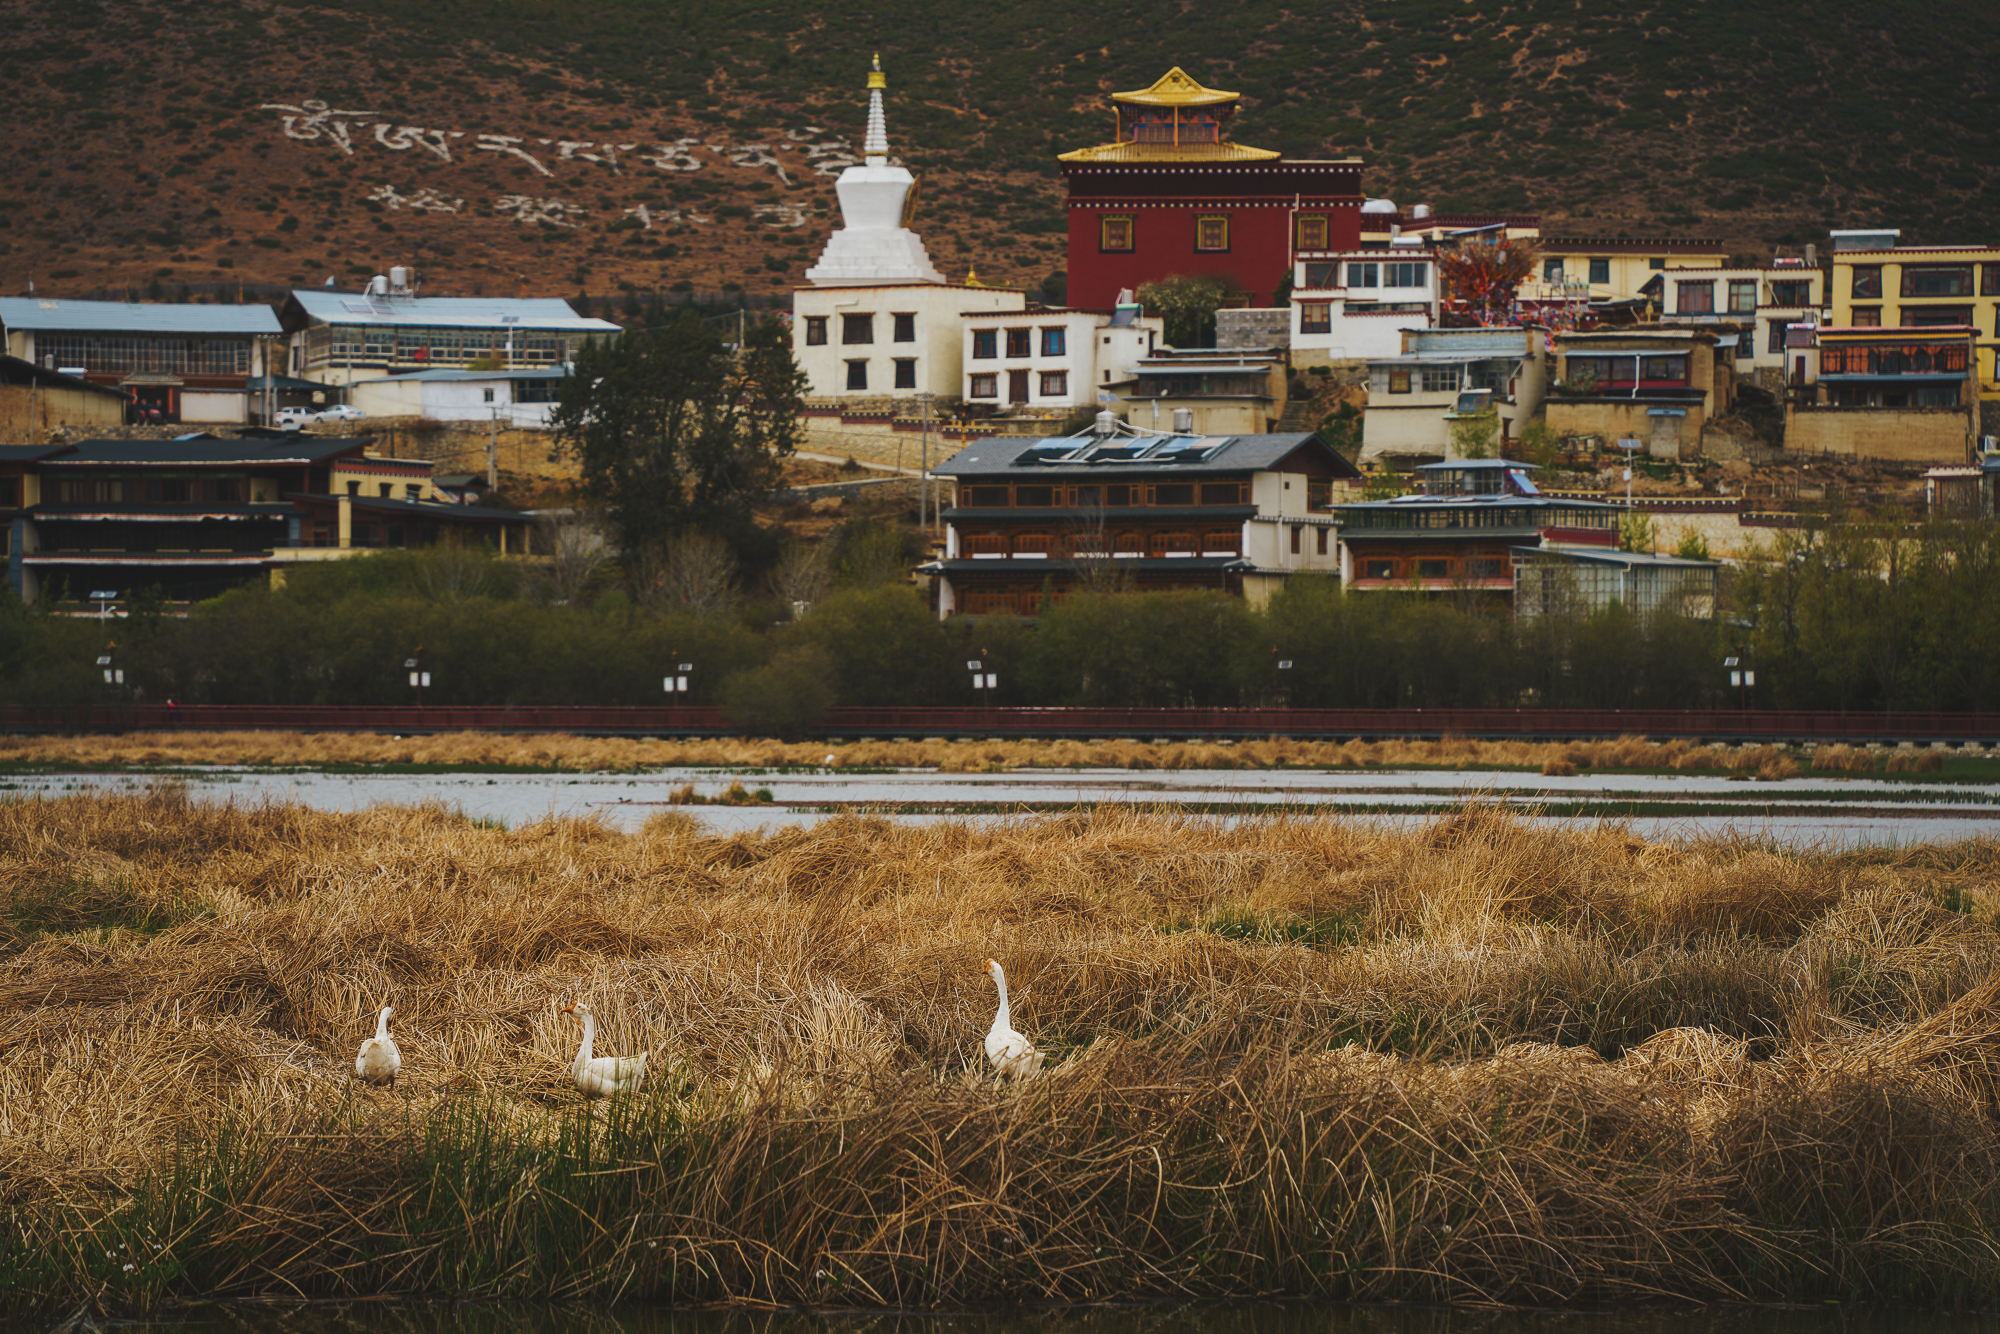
[4,764,1997,847]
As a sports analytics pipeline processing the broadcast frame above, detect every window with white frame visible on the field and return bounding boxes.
[1420,365,1461,392]
[1384,262,1427,288]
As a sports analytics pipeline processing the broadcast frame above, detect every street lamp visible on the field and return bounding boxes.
[663,656,694,698]
[404,647,430,706]
[89,589,119,623]
[1270,647,1293,705]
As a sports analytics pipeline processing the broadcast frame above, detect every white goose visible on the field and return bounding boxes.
[562,1000,649,1098]
[354,1005,402,1088]
[983,959,1044,1080]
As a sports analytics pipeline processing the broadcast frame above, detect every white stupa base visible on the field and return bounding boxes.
[805,227,947,287]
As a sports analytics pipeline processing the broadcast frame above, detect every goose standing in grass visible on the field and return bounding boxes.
[983,959,1044,1080]
[562,1000,649,1098]
[354,1005,402,1088]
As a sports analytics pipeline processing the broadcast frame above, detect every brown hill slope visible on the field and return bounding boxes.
[2,0,1995,304]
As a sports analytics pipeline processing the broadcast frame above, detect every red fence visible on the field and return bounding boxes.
[1,703,1996,744]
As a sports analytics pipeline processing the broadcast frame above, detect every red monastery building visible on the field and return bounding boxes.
[1060,68,1363,312]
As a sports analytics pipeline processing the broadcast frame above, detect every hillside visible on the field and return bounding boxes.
[3,0,1997,306]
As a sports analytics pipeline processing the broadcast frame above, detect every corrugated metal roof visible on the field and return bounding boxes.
[0,298,280,335]
[48,437,369,466]
[348,368,566,384]
[938,432,1346,477]
[286,290,621,332]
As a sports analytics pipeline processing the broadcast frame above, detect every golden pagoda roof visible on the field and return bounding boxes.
[1112,67,1240,108]
[1057,141,1281,164]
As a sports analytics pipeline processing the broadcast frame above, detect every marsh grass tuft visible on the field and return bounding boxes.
[6,788,2000,1310]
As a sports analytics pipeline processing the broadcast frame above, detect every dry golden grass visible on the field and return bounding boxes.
[6,788,2000,1310]
[0,730,1895,776]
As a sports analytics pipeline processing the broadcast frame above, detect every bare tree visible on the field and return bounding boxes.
[415,534,495,604]
[634,533,740,617]
[529,506,613,606]
[1065,505,1133,595]
[768,541,833,619]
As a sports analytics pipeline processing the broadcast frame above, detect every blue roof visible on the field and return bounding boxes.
[0,297,280,336]
[286,290,620,332]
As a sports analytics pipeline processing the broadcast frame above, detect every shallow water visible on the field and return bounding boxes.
[5,765,1999,849]
[82,1301,2000,1334]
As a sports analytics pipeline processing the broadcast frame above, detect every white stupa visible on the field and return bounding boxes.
[804,56,946,287]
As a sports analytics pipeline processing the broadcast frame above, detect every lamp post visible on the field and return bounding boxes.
[663,655,694,700]
[89,589,119,623]
[96,641,124,694]
[1270,647,1293,706]
[915,391,935,536]
[404,647,429,706]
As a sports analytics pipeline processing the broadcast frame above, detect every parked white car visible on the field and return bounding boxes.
[274,404,366,429]
[275,407,314,430]
[317,404,365,421]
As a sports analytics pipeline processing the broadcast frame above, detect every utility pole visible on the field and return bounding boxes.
[915,391,935,535]
[487,409,500,489]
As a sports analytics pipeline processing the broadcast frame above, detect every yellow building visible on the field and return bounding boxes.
[1824,238,2000,437]
[1537,235,1731,305]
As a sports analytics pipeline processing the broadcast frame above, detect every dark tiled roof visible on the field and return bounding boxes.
[48,437,371,466]
[939,432,1358,478]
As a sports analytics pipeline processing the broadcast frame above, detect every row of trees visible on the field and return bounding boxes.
[4,543,1730,723]
[18,519,2000,720]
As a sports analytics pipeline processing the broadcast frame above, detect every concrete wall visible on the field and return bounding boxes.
[1785,405,1972,464]
[0,385,124,440]
[1546,399,1709,461]
[181,390,248,425]
[794,284,1025,401]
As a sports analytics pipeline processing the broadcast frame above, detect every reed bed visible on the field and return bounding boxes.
[5,789,2000,1312]
[0,730,1931,775]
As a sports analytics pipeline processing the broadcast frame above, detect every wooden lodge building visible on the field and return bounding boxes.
[4,433,532,607]
[1334,460,1622,603]
[925,420,1360,617]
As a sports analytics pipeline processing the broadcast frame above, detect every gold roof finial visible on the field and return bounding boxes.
[867,53,886,90]
[965,264,983,287]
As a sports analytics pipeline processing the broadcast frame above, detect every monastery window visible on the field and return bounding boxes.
[1072,486,1101,507]
[1040,327,1066,356]
[1421,366,1460,393]
[1069,531,1112,557]
[1105,485,1134,507]
[965,485,1009,507]
[845,360,868,391]
[1984,264,2000,297]
[1347,262,1379,288]
[1316,528,1329,556]
[1195,215,1230,253]
[1304,261,1338,287]
[1767,321,1788,354]
[0,479,16,508]
[1013,533,1053,555]
[1004,328,1031,358]
[1648,258,1666,271]
[1362,558,1395,580]
[1384,262,1426,289]
[1151,532,1198,556]
[1676,281,1714,315]
[841,314,874,345]
[1543,259,1564,282]
[963,533,1008,556]
[1851,307,1882,327]
[1100,215,1134,252]
[1014,485,1055,507]
[1295,214,1329,250]
[1204,531,1240,555]
[894,358,917,390]
[804,317,828,346]
[1902,265,1973,298]
[406,485,423,501]
[1201,483,1243,505]
[971,329,996,360]
[1156,483,1196,506]
[968,373,998,399]
[1299,303,1332,335]
[1388,371,1412,394]
[1769,280,1812,307]
[1727,280,1757,314]
[892,313,917,342]
[482,388,496,403]
[1039,371,1068,397]
[1469,557,1504,579]
[1851,266,1883,300]
[1589,258,1610,284]
[1902,306,1974,327]
[1289,526,1301,555]
[1416,559,1449,579]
